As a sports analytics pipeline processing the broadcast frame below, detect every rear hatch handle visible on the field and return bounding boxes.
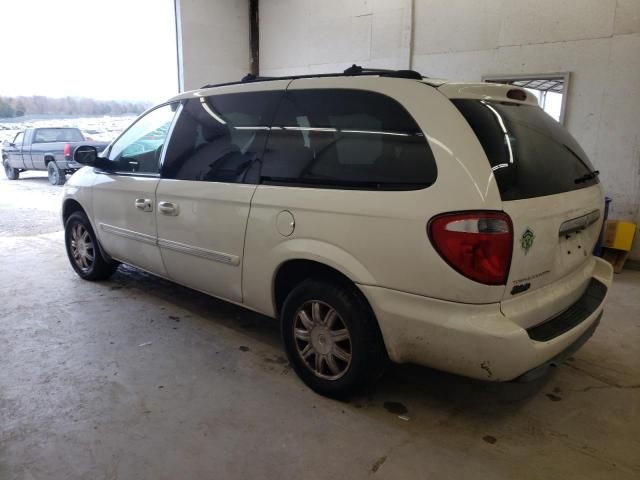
[558,210,600,236]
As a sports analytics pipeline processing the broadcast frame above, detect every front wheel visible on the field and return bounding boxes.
[3,160,19,180]
[281,278,388,399]
[47,161,66,185]
[64,211,118,280]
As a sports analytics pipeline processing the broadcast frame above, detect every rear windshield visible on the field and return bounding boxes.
[453,99,598,201]
[33,128,84,143]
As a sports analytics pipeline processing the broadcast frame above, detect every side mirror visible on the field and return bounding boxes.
[8,142,15,147]
[74,145,111,170]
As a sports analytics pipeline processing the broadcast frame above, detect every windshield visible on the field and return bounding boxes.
[453,100,598,200]
[33,128,84,143]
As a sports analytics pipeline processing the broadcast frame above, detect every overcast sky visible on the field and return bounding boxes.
[0,0,178,103]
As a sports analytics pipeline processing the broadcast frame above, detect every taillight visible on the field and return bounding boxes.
[63,144,71,158]
[428,212,513,285]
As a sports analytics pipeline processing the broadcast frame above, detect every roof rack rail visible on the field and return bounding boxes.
[200,64,424,89]
[343,64,423,80]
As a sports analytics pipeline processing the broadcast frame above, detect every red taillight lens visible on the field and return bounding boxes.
[63,144,71,158]
[428,212,513,285]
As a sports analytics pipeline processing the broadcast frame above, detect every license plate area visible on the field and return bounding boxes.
[559,230,590,260]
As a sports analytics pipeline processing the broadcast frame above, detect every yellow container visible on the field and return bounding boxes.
[602,220,637,252]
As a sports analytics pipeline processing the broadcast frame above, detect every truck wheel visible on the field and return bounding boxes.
[47,161,66,185]
[281,278,388,399]
[65,211,118,280]
[3,160,19,180]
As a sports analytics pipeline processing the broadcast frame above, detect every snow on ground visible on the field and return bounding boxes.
[0,170,63,237]
[0,115,138,144]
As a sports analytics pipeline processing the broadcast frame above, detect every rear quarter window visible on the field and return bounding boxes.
[261,89,437,190]
[453,99,598,200]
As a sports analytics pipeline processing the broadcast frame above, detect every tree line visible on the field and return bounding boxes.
[0,95,151,118]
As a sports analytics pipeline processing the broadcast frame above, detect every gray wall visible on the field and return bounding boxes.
[260,0,640,258]
[175,0,250,91]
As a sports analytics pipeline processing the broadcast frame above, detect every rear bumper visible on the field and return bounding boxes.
[359,257,614,381]
[60,160,81,170]
[516,313,601,382]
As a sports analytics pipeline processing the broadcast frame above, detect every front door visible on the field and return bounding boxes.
[6,131,26,169]
[155,84,285,302]
[92,103,178,276]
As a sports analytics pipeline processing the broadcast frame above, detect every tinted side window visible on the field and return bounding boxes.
[162,91,281,183]
[261,89,437,190]
[453,99,598,200]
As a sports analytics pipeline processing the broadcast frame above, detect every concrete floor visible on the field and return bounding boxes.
[1,173,639,480]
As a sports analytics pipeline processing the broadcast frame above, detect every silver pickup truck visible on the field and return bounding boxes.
[2,127,108,185]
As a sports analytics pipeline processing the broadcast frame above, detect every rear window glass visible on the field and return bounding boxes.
[261,89,437,190]
[453,99,598,200]
[33,128,84,143]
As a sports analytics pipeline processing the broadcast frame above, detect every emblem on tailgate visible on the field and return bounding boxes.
[520,227,535,254]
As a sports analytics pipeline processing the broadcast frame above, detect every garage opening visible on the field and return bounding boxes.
[483,73,570,124]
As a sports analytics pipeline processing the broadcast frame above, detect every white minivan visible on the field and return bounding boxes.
[62,67,613,397]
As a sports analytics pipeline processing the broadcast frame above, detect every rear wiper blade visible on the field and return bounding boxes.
[574,170,599,184]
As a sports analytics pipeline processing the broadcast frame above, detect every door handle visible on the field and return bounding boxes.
[158,201,179,216]
[134,198,153,212]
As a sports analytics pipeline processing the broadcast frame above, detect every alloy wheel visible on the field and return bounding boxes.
[293,300,352,380]
[70,223,95,272]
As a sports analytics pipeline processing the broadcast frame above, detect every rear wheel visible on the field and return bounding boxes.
[47,161,66,185]
[64,211,118,280]
[3,160,19,180]
[281,278,388,398]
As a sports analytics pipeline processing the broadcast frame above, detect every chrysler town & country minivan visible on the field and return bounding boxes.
[62,67,613,397]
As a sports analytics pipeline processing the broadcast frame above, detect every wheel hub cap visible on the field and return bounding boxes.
[293,300,352,380]
[310,326,333,355]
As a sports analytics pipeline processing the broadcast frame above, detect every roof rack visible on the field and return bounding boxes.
[200,64,424,89]
[342,64,423,80]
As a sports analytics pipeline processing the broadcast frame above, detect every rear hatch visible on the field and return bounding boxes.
[451,97,603,298]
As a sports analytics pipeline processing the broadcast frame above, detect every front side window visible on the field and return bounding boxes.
[107,104,177,174]
[162,91,281,183]
[260,89,437,190]
[13,132,24,146]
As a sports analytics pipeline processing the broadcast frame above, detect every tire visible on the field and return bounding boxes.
[281,278,388,399]
[47,161,66,185]
[3,159,19,180]
[64,211,118,280]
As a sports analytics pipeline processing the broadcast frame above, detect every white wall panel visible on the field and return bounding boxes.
[260,0,412,75]
[413,0,502,55]
[614,0,640,35]
[498,0,616,46]
[176,0,250,91]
